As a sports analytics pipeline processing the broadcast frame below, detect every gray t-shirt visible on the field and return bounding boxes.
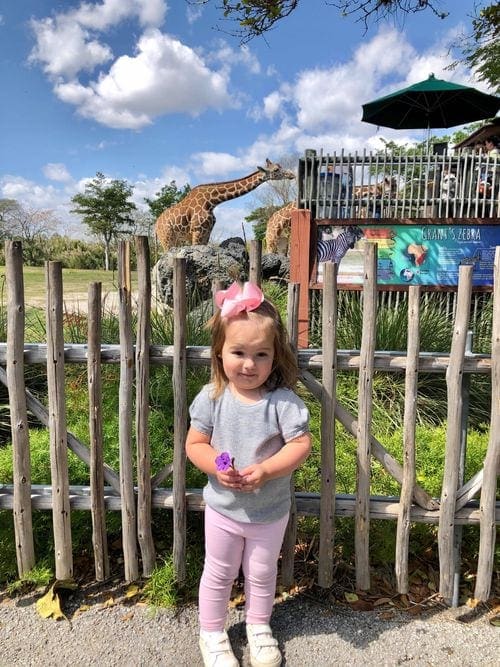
[189,384,309,523]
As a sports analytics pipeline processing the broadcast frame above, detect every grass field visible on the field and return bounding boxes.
[0,266,139,307]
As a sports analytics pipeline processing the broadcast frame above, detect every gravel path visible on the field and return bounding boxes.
[1,591,499,666]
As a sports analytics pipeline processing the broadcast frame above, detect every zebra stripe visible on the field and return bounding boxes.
[317,226,363,263]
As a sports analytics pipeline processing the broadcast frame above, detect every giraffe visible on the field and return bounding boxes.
[155,159,295,250]
[265,201,296,254]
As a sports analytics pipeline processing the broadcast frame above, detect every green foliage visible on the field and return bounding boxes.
[142,544,203,607]
[6,562,53,595]
[245,205,281,241]
[449,3,500,94]
[71,173,137,270]
[144,181,191,220]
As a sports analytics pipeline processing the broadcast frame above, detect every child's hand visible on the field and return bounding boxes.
[239,464,268,492]
[216,467,244,490]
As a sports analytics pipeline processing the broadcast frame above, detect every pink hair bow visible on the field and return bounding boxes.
[215,281,264,319]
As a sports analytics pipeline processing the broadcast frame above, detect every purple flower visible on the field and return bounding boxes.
[215,452,234,471]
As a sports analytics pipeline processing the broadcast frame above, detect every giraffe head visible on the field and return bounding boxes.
[258,159,295,182]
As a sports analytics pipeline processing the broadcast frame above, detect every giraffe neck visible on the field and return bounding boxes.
[200,171,265,207]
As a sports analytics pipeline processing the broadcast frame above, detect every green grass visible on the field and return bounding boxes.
[0,266,138,305]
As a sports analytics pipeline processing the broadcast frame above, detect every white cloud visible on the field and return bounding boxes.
[30,4,236,130]
[43,163,72,182]
[29,16,113,78]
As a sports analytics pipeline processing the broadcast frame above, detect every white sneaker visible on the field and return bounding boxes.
[199,630,239,667]
[246,624,282,667]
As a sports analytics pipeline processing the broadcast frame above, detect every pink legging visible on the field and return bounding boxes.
[199,505,289,631]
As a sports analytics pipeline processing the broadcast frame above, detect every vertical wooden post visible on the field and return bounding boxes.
[395,285,420,593]
[88,281,109,581]
[118,241,138,582]
[318,261,337,588]
[6,240,35,575]
[281,282,300,588]
[173,256,187,583]
[438,265,472,603]
[46,261,73,580]
[290,209,312,348]
[135,236,155,577]
[474,247,500,601]
[249,239,262,286]
[355,242,377,591]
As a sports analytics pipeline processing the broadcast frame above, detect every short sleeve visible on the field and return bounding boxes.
[275,389,310,443]
[189,385,213,437]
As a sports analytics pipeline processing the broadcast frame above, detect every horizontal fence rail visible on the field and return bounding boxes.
[0,238,498,606]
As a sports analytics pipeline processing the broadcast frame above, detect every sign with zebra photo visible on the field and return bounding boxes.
[315,223,499,287]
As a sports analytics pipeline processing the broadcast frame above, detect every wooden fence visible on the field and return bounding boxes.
[0,238,498,606]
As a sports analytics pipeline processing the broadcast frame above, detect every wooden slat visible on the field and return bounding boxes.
[475,247,500,601]
[280,282,300,588]
[438,265,473,603]
[118,241,138,582]
[135,236,155,577]
[355,242,377,591]
[46,261,73,580]
[0,344,491,374]
[395,285,420,593]
[1,486,496,525]
[318,262,337,587]
[87,281,109,582]
[173,257,187,583]
[6,240,35,575]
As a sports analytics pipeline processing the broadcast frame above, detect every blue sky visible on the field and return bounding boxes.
[0,0,494,240]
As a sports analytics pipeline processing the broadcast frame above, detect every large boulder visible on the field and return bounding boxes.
[153,238,249,306]
[261,253,290,281]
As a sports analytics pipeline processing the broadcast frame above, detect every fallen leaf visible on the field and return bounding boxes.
[378,611,396,620]
[345,592,358,602]
[121,612,134,621]
[350,599,374,611]
[489,615,500,627]
[466,597,480,609]
[101,596,115,609]
[374,597,394,607]
[125,584,140,599]
[36,585,66,621]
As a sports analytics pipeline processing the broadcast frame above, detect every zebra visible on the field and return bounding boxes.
[317,226,364,263]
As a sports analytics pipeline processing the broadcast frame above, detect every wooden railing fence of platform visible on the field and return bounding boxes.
[0,238,498,606]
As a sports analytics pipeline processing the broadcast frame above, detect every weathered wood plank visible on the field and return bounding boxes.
[439,265,473,603]
[318,262,337,588]
[87,282,109,582]
[135,236,155,577]
[0,344,491,374]
[6,240,35,575]
[281,282,300,588]
[395,285,420,594]
[46,261,73,580]
[118,241,138,582]
[1,486,496,525]
[355,242,377,591]
[173,257,187,584]
[475,247,500,601]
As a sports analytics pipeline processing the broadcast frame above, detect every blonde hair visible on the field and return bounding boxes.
[207,299,298,398]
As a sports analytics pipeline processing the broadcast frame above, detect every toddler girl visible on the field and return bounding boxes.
[186,281,311,667]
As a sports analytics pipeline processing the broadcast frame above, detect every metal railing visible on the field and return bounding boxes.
[299,148,499,220]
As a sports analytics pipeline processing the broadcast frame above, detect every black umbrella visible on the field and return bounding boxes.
[362,74,500,131]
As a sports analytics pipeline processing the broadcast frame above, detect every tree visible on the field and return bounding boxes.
[144,180,191,220]
[245,204,281,240]
[245,154,298,239]
[195,1,498,92]
[191,0,448,43]
[0,199,58,265]
[448,4,499,94]
[71,172,137,271]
